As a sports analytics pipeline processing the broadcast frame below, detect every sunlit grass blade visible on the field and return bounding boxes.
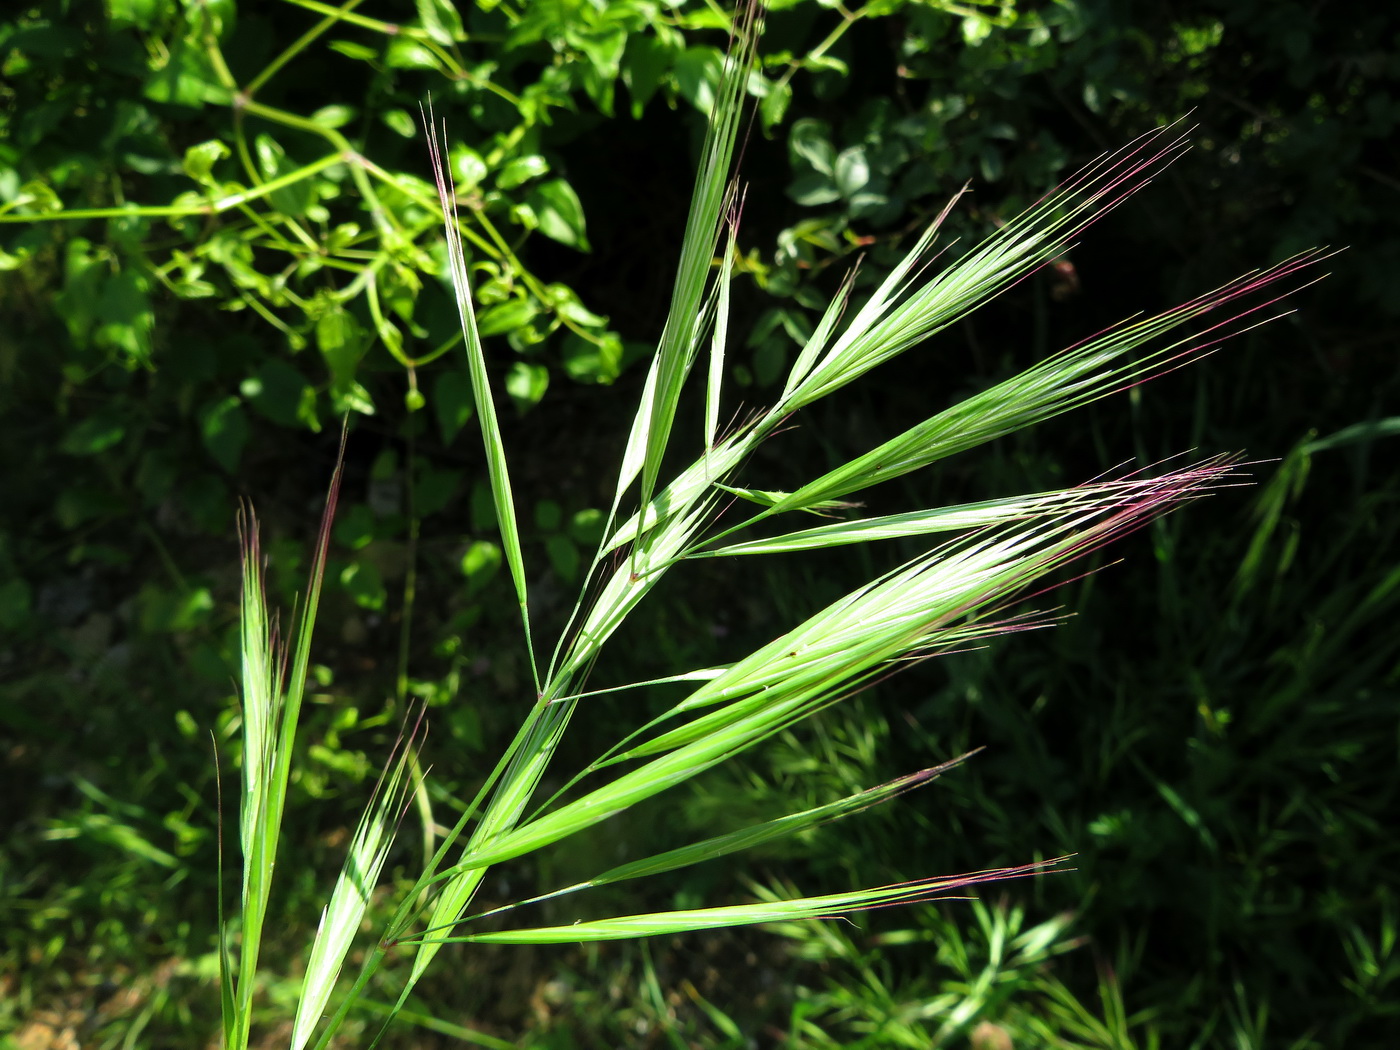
[779,186,965,407]
[424,105,538,691]
[695,461,1243,557]
[553,497,718,684]
[230,507,276,1050]
[761,252,1324,516]
[782,264,857,400]
[411,860,1063,945]
[780,125,1193,413]
[630,3,760,520]
[713,484,860,517]
[266,422,346,845]
[470,756,975,925]
[437,458,1235,877]
[603,426,758,553]
[584,758,969,885]
[603,133,1308,558]
[228,429,345,1050]
[705,202,740,452]
[290,710,424,1050]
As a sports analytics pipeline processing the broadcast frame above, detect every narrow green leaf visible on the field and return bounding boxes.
[424,106,537,689]
[769,251,1325,513]
[419,860,1059,945]
[584,757,970,888]
[705,209,738,450]
[698,472,1225,557]
[630,2,762,540]
[290,714,423,1050]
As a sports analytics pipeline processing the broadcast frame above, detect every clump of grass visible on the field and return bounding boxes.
[218,3,1326,1045]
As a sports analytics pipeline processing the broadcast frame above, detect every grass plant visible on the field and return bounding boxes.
[218,4,1327,1045]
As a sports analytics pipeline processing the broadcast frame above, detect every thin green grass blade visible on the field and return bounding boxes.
[231,505,279,1050]
[705,204,739,451]
[779,130,1193,413]
[405,685,586,989]
[268,423,346,835]
[412,860,1061,945]
[424,107,538,691]
[309,703,562,1050]
[761,252,1324,516]
[229,431,345,1049]
[603,428,756,554]
[695,468,1239,557]
[290,712,424,1050]
[235,505,275,896]
[631,2,760,523]
[477,755,974,922]
[212,733,237,1050]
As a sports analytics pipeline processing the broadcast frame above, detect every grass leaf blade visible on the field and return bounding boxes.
[425,106,538,690]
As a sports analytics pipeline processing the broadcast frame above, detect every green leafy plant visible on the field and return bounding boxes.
[218,5,1327,1046]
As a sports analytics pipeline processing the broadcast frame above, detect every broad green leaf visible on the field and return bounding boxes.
[333,504,376,551]
[415,462,461,517]
[143,35,231,106]
[381,108,417,138]
[330,379,375,417]
[416,0,464,46]
[253,134,315,217]
[561,331,622,384]
[534,499,563,531]
[385,37,441,71]
[505,361,549,412]
[460,540,502,595]
[789,118,836,175]
[183,140,231,184]
[760,77,792,129]
[107,0,162,30]
[497,155,549,189]
[833,146,870,196]
[622,33,676,117]
[199,396,248,473]
[242,359,313,428]
[422,862,1056,945]
[61,415,126,456]
[786,172,840,206]
[568,508,606,545]
[526,179,590,251]
[329,39,378,62]
[316,302,366,384]
[310,105,357,130]
[674,45,725,114]
[545,535,581,581]
[339,560,386,610]
[476,298,539,337]
[432,370,475,445]
[450,146,488,192]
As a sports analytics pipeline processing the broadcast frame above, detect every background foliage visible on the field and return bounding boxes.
[2,0,1396,1047]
